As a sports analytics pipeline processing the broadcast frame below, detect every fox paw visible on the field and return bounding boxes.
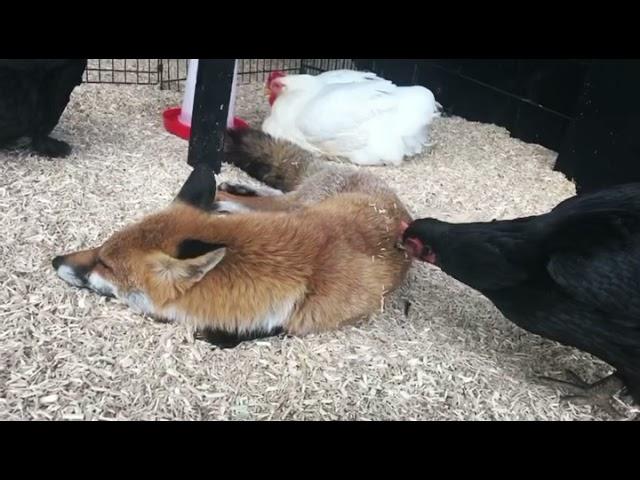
[218,182,259,197]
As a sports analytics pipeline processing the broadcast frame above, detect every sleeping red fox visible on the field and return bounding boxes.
[52,129,413,347]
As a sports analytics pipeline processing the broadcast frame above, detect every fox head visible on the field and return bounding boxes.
[52,165,232,318]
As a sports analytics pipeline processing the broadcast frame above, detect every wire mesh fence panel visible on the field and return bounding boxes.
[236,59,304,84]
[300,59,358,73]
[83,59,359,90]
[84,59,186,89]
[160,59,188,91]
[84,59,161,85]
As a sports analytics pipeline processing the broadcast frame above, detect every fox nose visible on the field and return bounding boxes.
[52,256,64,270]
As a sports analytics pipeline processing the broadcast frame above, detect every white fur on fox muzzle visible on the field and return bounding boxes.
[55,264,117,298]
[56,263,157,314]
[56,265,86,288]
[123,291,155,315]
[87,272,117,298]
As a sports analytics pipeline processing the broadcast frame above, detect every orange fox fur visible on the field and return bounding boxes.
[53,128,413,346]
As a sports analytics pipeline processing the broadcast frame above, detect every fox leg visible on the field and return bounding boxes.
[218,182,262,197]
[214,187,301,213]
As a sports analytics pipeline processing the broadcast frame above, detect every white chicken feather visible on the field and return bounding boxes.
[312,69,390,85]
[262,69,441,166]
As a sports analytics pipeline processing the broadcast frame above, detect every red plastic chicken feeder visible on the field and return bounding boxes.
[163,107,249,140]
[163,59,249,140]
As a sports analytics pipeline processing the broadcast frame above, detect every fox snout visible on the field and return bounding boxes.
[52,251,116,298]
[53,254,90,288]
[52,255,63,270]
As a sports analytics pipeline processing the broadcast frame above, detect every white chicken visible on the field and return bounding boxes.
[262,69,441,166]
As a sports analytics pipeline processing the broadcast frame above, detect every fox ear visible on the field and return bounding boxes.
[147,247,227,302]
[175,163,217,210]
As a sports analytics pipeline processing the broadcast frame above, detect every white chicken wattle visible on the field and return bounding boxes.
[262,69,441,166]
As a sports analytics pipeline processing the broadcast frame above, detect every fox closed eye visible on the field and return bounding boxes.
[97,258,112,271]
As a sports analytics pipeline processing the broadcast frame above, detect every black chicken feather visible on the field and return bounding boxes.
[403,183,640,403]
[0,59,87,157]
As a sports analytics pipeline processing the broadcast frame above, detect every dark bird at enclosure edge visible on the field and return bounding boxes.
[401,183,640,418]
[0,59,87,158]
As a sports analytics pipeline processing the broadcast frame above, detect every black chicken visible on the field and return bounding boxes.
[401,183,640,417]
[0,59,87,157]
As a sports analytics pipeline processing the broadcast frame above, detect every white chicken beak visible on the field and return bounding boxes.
[264,86,271,97]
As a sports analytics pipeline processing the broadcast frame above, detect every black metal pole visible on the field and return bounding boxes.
[187,59,236,173]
